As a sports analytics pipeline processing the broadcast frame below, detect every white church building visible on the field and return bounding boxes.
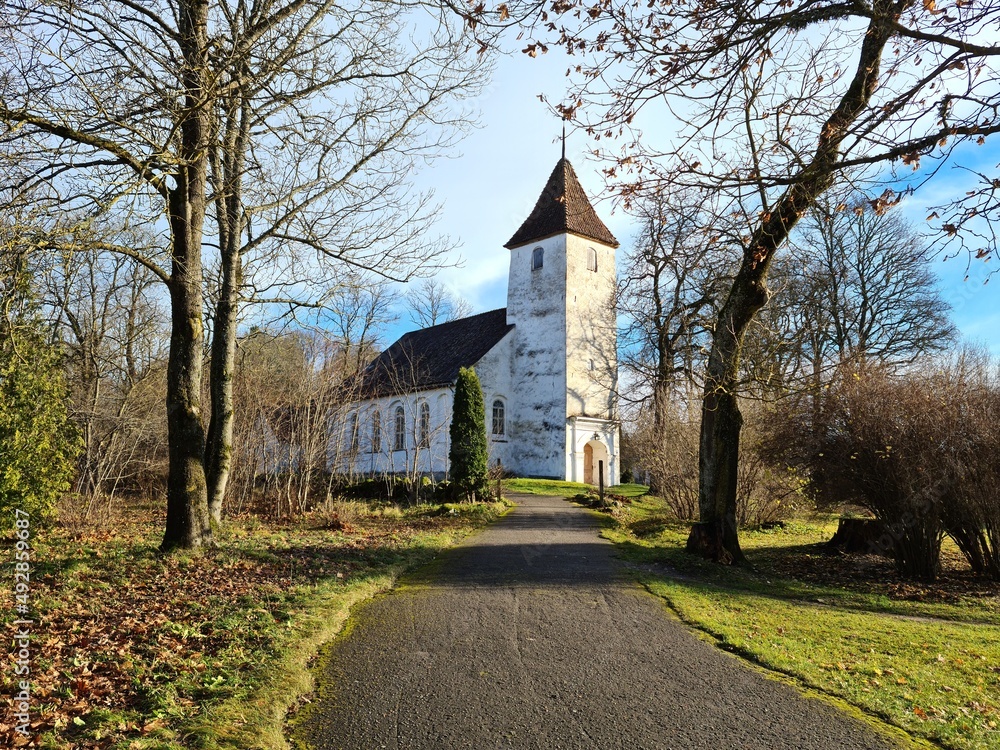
[334,156,621,485]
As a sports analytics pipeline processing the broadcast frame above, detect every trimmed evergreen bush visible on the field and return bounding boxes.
[448,367,487,501]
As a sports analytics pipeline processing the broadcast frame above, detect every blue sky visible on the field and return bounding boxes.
[401,49,1000,355]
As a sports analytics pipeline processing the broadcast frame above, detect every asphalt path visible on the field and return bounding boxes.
[294,494,905,749]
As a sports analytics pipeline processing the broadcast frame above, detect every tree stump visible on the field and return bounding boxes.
[826,517,887,555]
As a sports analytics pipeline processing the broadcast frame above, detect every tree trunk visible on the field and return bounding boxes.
[690,274,765,564]
[205,79,250,526]
[647,378,672,496]
[686,0,897,563]
[205,249,239,525]
[692,388,746,563]
[161,0,213,552]
[162,265,213,550]
[826,517,887,554]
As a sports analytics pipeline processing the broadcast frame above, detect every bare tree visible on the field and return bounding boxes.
[477,0,1000,562]
[41,243,169,513]
[616,187,733,495]
[617,187,734,420]
[740,197,957,398]
[201,0,486,524]
[229,328,355,517]
[321,277,399,378]
[1,0,486,546]
[404,279,474,328]
[1,0,223,549]
[789,197,957,369]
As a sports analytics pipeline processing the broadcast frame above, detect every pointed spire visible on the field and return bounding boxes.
[561,120,566,161]
[504,157,619,250]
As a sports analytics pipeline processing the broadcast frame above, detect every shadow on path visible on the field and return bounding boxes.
[293,494,907,750]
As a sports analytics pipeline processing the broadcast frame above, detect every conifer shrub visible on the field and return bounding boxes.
[0,288,80,530]
[448,367,487,501]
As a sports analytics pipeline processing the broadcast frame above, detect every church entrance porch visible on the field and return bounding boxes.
[567,416,619,486]
[583,439,610,486]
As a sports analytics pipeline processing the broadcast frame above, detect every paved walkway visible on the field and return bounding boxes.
[294,494,905,749]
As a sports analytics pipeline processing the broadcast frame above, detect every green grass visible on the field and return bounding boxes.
[610,482,650,498]
[503,478,591,496]
[599,494,1000,750]
[503,478,649,498]
[645,576,1000,750]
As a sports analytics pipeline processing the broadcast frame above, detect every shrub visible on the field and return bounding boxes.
[448,367,488,501]
[628,398,800,526]
[0,309,80,530]
[433,480,455,502]
[775,354,1000,580]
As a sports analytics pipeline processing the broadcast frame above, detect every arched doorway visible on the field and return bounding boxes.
[583,439,610,486]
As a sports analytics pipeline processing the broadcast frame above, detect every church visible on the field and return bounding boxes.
[334,156,621,485]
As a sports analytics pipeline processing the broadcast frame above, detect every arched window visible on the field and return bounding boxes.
[349,413,359,450]
[492,399,505,437]
[418,402,431,448]
[393,405,406,451]
[531,246,544,271]
[371,410,381,453]
[587,246,598,272]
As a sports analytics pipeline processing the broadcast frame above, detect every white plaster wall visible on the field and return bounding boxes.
[506,233,570,479]
[473,330,516,471]
[332,386,453,478]
[505,231,620,481]
[564,234,617,421]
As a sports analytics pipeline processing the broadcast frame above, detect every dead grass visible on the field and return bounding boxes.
[0,496,508,749]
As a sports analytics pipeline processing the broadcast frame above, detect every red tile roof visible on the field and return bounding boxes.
[504,158,619,249]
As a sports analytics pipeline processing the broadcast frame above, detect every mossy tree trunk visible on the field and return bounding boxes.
[160,0,214,551]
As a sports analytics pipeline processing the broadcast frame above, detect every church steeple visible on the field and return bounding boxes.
[503,158,619,250]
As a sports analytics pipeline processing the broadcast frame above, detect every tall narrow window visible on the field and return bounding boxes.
[531,246,544,271]
[394,405,406,451]
[492,399,505,437]
[349,413,359,451]
[418,402,431,448]
[587,247,598,272]
[371,410,381,453]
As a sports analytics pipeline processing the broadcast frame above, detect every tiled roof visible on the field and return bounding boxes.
[352,309,514,399]
[504,158,619,249]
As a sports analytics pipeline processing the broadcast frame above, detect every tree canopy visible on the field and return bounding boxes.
[474,0,1000,562]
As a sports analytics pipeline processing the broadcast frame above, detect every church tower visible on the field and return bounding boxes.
[504,157,620,485]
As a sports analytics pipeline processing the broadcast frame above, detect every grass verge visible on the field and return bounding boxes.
[0,499,509,749]
[599,495,1000,750]
[503,478,648,498]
